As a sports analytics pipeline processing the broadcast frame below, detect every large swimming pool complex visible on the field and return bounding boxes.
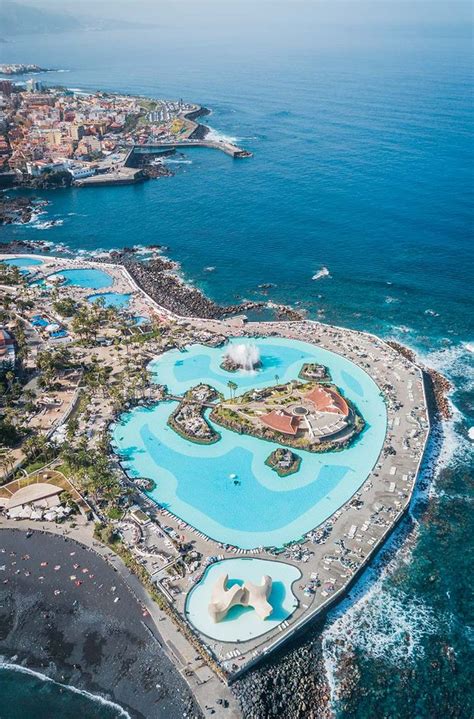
[112,337,387,548]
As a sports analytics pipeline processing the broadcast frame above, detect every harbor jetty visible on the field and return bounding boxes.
[127,139,253,158]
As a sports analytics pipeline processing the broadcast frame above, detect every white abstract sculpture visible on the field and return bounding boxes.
[208,574,247,623]
[208,573,273,622]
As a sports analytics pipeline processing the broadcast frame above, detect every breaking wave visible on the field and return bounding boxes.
[205,126,240,144]
[163,158,193,165]
[0,661,130,718]
[321,331,471,708]
[32,219,64,230]
[312,266,330,281]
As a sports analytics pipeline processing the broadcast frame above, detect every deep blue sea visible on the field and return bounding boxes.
[1,2,473,716]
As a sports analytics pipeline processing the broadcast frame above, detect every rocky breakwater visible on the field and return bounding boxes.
[233,635,331,719]
[124,256,225,317]
[115,255,266,319]
[186,106,211,140]
[0,238,52,254]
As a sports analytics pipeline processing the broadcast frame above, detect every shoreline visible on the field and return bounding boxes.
[0,81,252,199]
[0,242,303,321]
[0,663,130,718]
[0,527,203,719]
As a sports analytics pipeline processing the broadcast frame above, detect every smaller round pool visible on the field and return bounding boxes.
[2,257,43,268]
[88,292,131,309]
[49,268,113,289]
[134,315,151,326]
[185,558,300,643]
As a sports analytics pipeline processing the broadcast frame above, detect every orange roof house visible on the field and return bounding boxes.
[260,410,300,436]
[305,387,349,417]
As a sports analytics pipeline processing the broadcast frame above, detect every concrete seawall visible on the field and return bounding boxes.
[125,139,252,158]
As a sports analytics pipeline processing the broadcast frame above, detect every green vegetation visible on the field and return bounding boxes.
[0,264,24,286]
[52,296,78,317]
[107,506,124,520]
[37,346,76,389]
[0,418,24,448]
[265,448,302,477]
[60,444,121,508]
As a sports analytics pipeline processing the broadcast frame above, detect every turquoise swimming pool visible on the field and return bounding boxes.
[48,268,113,289]
[112,337,387,548]
[2,257,43,268]
[133,315,151,326]
[88,292,131,308]
[185,558,301,642]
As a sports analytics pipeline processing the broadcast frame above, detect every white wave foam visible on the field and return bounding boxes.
[312,266,330,281]
[322,584,440,706]
[33,219,63,230]
[384,296,399,304]
[321,331,470,708]
[468,427,474,441]
[164,158,193,165]
[0,662,131,717]
[205,126,239,144]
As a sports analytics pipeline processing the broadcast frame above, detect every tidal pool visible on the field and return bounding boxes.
[112,337,387,548]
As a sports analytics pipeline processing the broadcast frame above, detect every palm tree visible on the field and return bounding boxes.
[275,374,280,386]
[227,380,238,399]
[4,371,15,394]
[0,447,15,479]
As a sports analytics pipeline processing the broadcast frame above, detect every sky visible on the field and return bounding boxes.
[20,0,474,28]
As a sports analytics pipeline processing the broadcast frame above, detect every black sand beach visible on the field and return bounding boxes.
[0,529,202,719]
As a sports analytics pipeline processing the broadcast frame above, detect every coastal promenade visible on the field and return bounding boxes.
[0,253,431,698]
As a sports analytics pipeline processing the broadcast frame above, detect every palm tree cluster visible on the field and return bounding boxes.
[60,443,121,506]
[52,296,78,318]
[0,264,24,287]
[227,380,238,399]
[70,300,119,344]
[0,446,15,478]
[36,346,75,389]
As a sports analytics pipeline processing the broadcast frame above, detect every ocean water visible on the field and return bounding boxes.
[1,2,473,716]
[0,664,128,719]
